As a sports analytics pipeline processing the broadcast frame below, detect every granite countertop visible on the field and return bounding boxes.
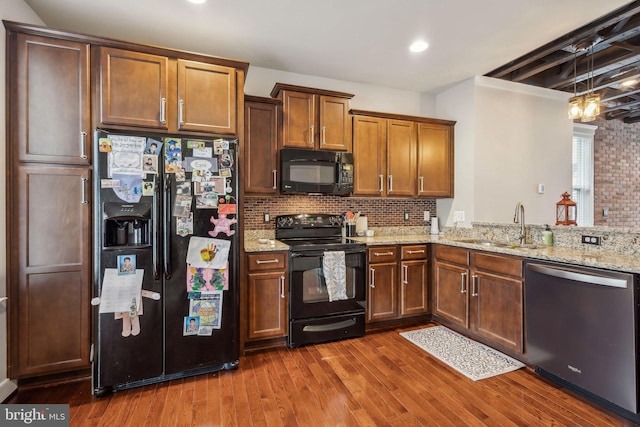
[245,234,640,274]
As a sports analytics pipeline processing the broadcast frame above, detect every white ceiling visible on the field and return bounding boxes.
[23,0,631,93]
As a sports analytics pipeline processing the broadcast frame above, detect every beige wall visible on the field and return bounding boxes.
[436,76,573,227]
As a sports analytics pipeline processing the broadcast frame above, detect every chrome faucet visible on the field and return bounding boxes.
[514,202,526,245]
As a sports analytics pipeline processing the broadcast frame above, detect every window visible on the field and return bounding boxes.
[572,123,597,227]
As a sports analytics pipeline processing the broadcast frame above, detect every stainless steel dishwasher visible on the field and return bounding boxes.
[525,259,638,416]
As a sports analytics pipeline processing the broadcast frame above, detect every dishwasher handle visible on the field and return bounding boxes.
[526,263,629,289]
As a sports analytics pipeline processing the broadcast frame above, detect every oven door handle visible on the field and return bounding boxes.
[291,249,365,257]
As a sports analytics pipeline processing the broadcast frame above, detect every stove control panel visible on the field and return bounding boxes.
[275,213,342,229]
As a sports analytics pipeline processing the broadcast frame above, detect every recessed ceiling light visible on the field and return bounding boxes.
[187,0,207,4]
[621,79,637,87]
[409,41,429,53]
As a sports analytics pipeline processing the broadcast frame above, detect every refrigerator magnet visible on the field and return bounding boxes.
[195,193,218,209]
[142,181,154,196]
[209,213,237,237]
[176,214,193,237]
[144,138,162,155]
[99,137,112,152]
[184,316,199,336]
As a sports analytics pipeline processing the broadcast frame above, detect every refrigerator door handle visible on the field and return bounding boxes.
[164,173,172,280]
[152,173,161,280]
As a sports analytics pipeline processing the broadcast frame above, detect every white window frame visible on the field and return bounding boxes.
[572,123,597,227]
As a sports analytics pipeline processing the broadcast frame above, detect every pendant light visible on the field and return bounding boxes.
[568,39,600,122]
[581,44,600,122]
[568,49,583,120]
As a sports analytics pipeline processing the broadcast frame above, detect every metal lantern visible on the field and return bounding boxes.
[556,192,577,226]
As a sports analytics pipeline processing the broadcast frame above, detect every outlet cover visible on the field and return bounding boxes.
[423,211,430,221]
[453,211,465,222]
[263,212,270,223]
[581,235,601,245]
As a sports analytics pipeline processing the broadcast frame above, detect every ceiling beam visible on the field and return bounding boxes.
[487,1,640,78]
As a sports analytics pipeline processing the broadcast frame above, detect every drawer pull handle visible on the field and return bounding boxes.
[471,275,478,296]
[255,259,279,265]
[272,170,278,189]
[279,276,285,298]
[159,97,167,124]
[419,176,424,193]
[402,265,408,284]
[374,252,394,256]
[80,132,88,159]
[378,175,384,193]
[407,250,425,254]
[460,272,467,293]
[370,268,375,288]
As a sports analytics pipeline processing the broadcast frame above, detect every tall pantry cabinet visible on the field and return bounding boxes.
[4,21,248,381]
[6,25,92,378]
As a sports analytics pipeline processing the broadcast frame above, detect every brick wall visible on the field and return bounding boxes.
[244,195,436,230]
[592,118,640,227]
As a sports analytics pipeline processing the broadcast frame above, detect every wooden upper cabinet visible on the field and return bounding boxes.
[280,90,315,149]
[177,60,237,135]
[417,122,454,197]
[13,34,90,164]
[271,83,353,151]
[244,96,281,195]
[98,48,239,135]
[351,109,455,198]
[98,47,169,130]
[386,119,416,196]
[319,95,351,151]
[353,115,386,195]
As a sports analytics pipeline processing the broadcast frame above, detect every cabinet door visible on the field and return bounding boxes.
[98,47,169,130]
[353,116,386,196]
[281,90,315,149]
[469,271,523,353]
[247,271,287,340]
[244,100,279,195]
[400,260,428,317]
[177,60,237,135]
[368,263,397,322]
[417,122,454,197]
[386,119,416,196]
[11,165,91,378]
[13,34,90,164]
[433,262,468,327]
[319,95,350,151]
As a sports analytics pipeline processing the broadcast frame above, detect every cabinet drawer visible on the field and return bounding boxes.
[473,251,522,278]
[368,246,397,263]
[434,245,469,266]
[247,252,287,272]
[401,245,428,260]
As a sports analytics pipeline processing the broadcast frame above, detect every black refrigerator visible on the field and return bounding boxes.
[92,130,239,395]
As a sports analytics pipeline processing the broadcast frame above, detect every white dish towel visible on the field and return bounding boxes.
[322,251,348,302]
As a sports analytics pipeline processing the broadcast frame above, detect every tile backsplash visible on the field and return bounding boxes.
[244,195,437,230]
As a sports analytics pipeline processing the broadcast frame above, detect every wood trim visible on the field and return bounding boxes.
[270,82,354,99]
[350,109,456,126]
[245,94,282,105]
[2,20,249,71]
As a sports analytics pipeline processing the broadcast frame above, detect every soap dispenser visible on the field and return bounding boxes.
[542,225,554,246]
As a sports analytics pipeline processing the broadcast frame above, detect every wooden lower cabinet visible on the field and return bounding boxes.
[246,252,288,341]
[433,245,524,354]
[368,245,429,324]
[368,249,398,322]
[10,165,91,378]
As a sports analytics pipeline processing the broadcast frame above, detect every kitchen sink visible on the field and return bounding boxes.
[454,239,541,250]
[454,239,511,247]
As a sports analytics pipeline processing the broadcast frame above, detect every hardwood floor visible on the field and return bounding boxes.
[7,324,639,426]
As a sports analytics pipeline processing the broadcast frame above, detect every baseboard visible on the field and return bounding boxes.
[0,378,18,403]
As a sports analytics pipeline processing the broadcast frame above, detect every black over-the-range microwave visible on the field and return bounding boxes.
[280,148,354,195]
